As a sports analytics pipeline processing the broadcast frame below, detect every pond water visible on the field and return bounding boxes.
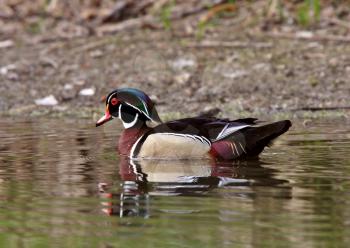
[0,118,349,247]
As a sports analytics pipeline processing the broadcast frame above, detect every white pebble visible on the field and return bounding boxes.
[79,87,95,96]
[35,95,58,106]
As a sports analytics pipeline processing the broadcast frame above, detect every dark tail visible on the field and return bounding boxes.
[224,120,292,159]
[242,120,291,157]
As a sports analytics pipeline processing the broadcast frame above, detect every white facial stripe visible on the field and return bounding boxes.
[141,100,149,116]
[107,92,116,105]
[124,102,155,122]
[122,113,139,129]
[124,102,142,113]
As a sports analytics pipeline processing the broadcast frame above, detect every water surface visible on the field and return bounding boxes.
[0,118,349,247]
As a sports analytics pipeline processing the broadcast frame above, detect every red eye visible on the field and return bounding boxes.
[111,98,118,106]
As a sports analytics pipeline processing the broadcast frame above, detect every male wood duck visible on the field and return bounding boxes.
[96,88,291,160]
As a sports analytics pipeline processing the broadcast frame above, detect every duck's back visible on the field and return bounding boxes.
[130,117,291,160]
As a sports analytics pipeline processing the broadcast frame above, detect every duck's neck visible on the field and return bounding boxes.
[118,122,149,156]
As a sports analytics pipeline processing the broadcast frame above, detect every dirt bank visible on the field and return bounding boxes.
[1,1,350,120]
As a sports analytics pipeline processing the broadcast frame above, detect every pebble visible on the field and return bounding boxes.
[0,40,14,49]
[285,69,294,77]
[89,50,103,58]
[62,91,76,101]
[296,31,314,38]
[0,64,16,75]
[35,95,58,106]
[174,72,191,85]
[7,72,18,80]
[222,70,248,79]
[40,57,58,68]
[74,80,86,86]
[149,94,159,103]
[253,63,270,71]
[328,58,338,66]
[63,84,73,90]
[171,58,196,70]
[79,87,95,96]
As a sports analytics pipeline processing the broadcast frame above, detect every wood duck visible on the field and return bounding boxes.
[96,88,292,160]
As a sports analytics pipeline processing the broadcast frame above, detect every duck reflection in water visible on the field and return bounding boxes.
[98,157,289,218]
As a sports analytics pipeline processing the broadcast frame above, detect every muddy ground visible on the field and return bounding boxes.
[1,1,350,121]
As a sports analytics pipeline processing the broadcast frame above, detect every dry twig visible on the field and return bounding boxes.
[264,32,350,43]
[198,3,236,24]
[186,40,273,49]
[96,15,157,36]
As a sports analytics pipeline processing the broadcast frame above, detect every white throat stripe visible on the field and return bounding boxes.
[122,113,139,129]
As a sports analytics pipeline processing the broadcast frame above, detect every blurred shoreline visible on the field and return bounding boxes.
[0,1,349,120]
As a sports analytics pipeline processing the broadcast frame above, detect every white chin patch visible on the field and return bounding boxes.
[122,113,139,129]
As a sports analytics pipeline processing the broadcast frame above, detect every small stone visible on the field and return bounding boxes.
[61,84,77,100]
[307,42,321,49]
[63,84,73,90]
[266,53,273,60]
[171,58,196,70]
[0,64,16,75]
[0,40,14,49]
[30,89,38,96]
[174,72,191,85]
[276,64,286,70]
[281,25,294,32]
[296,31,313,38]
[225,54,239,63]
[35,95,58,106]
[253,63,270,71]
[74,80,86,86]
[79,87,95,96]
[89,49,103,58]
[184,88,193,97]
[285,69,294,77]
[7,72,18,80]
[40,57,58,68]
[222,70,248,79]
[62,90,75,101]
[53,105,68,111]
[329,58,338,66]
[149,94,159,103]
[335,78,345,85]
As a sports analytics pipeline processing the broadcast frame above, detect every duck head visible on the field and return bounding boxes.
[96,88,162,128]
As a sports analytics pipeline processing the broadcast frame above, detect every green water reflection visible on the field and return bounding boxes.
[0,119,349,247]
